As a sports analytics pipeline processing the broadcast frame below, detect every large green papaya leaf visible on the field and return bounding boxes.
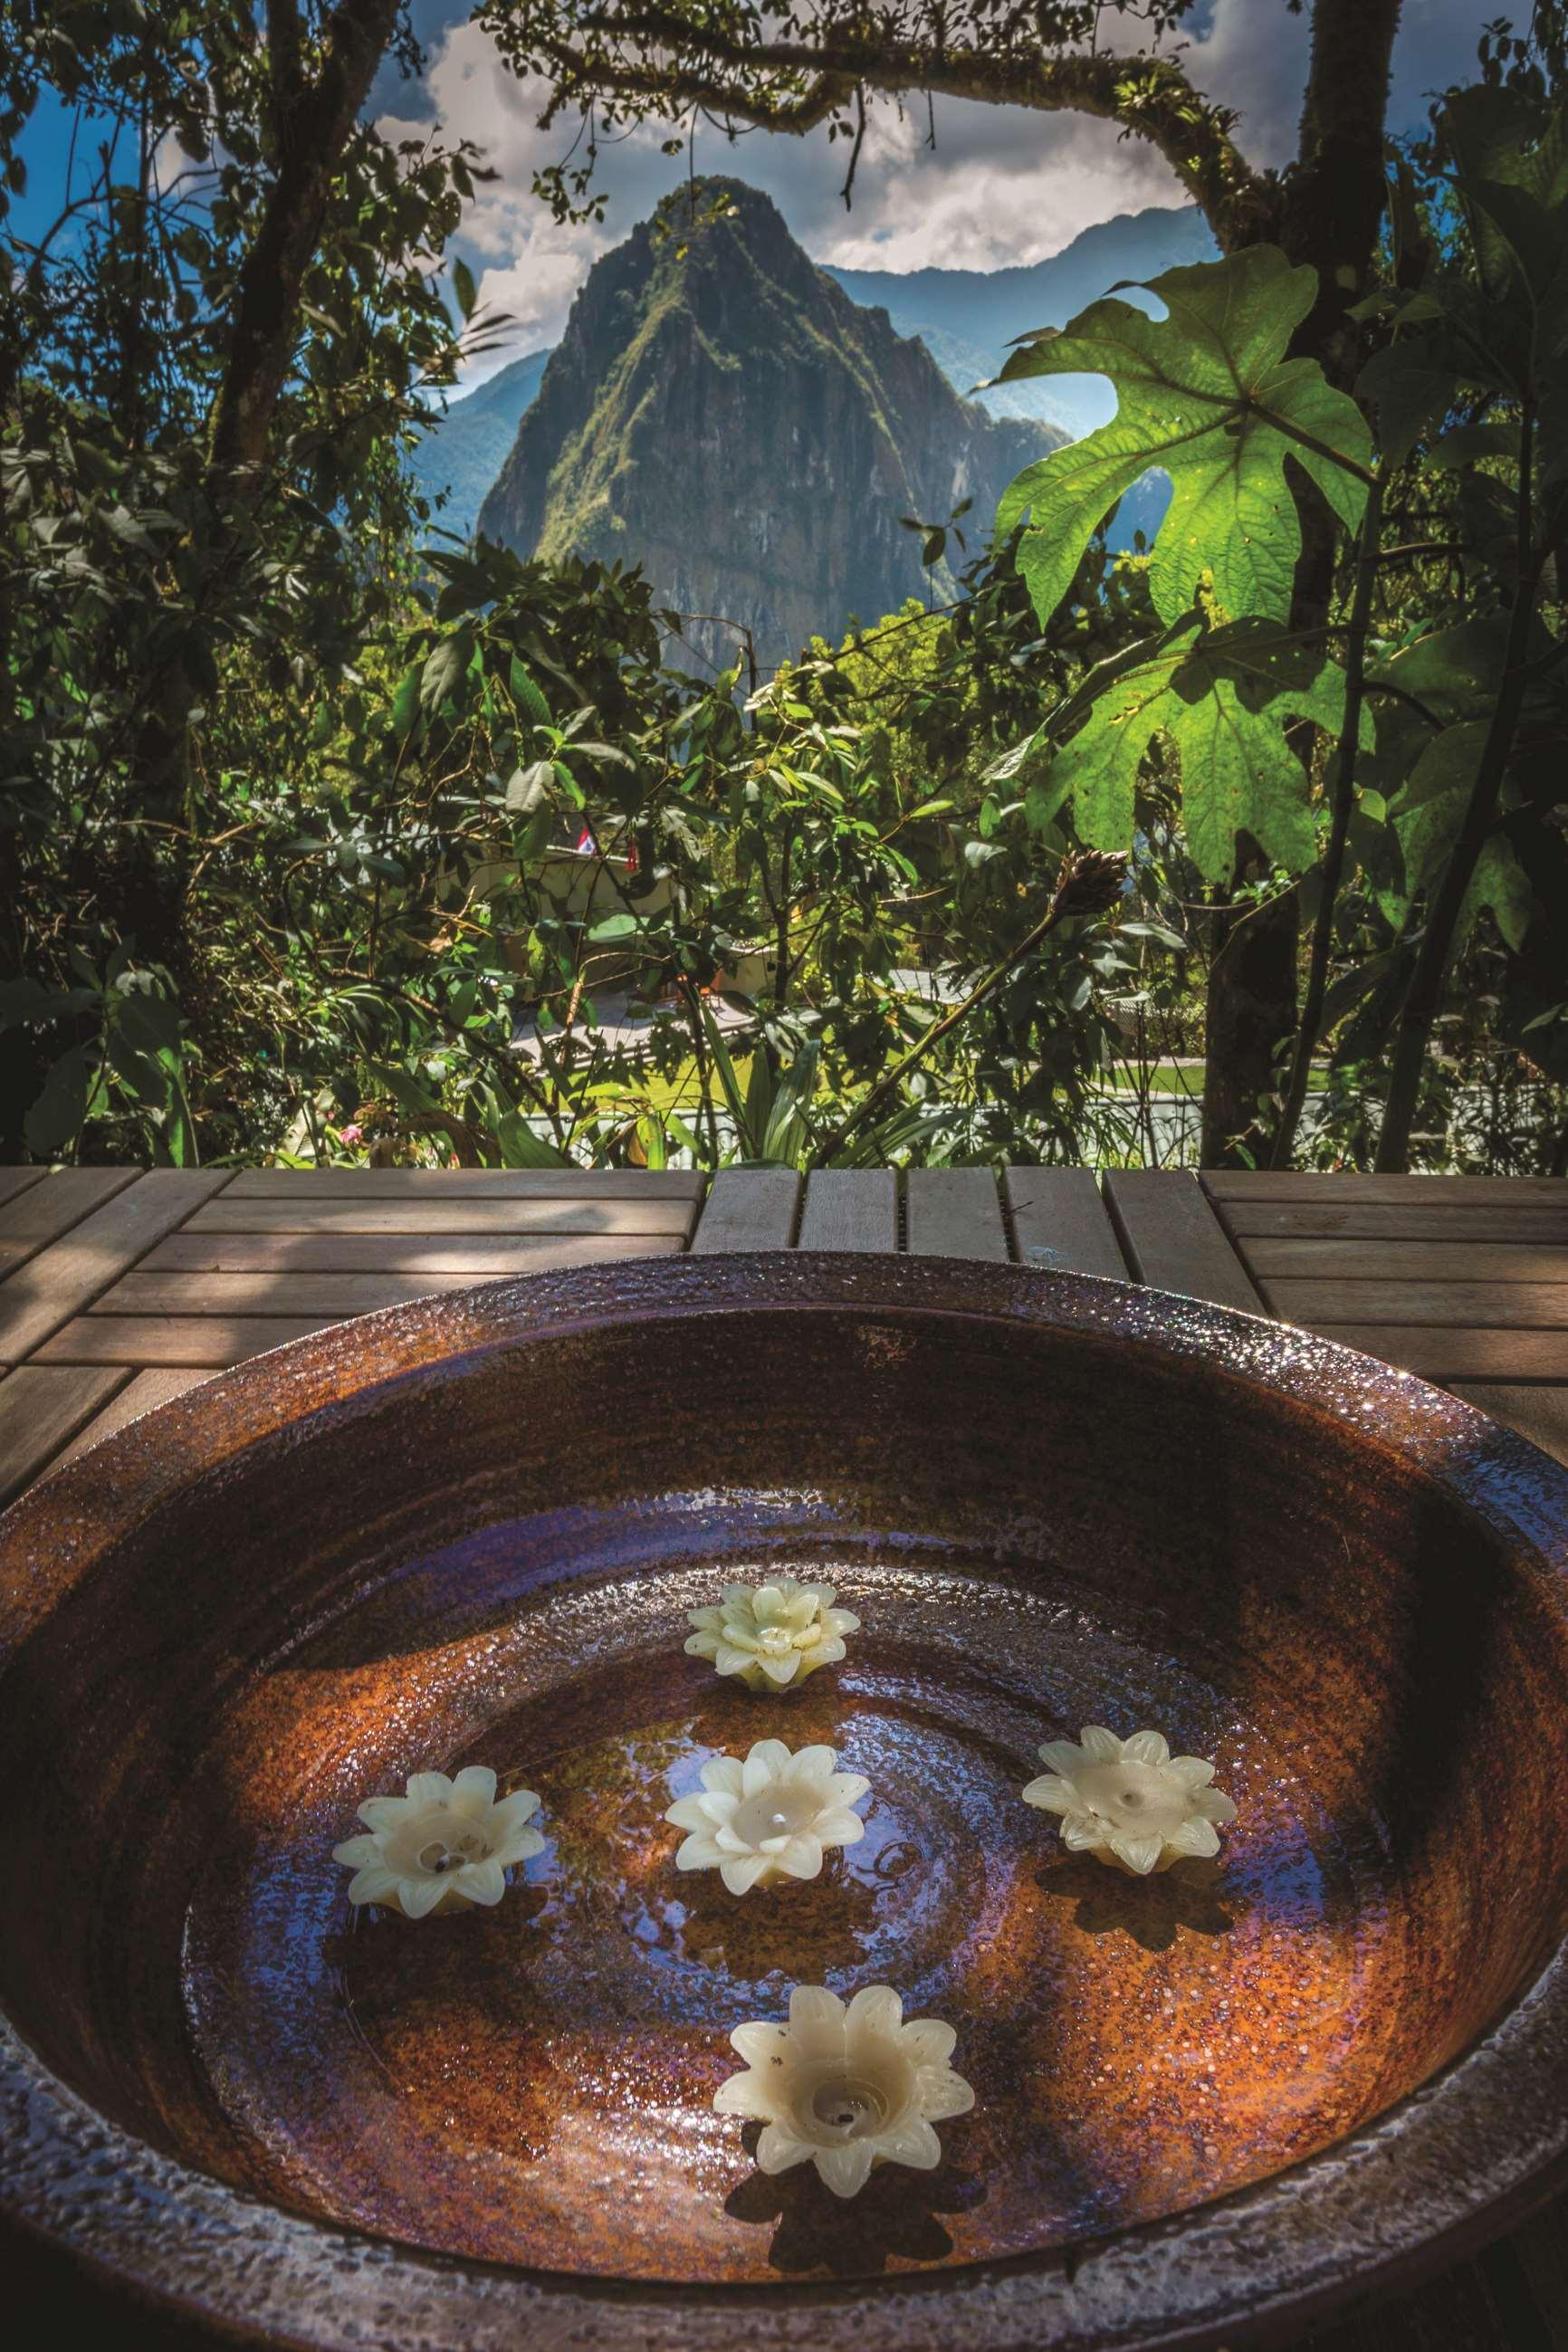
[992,248,1372,629]
[1028,618,1358,881]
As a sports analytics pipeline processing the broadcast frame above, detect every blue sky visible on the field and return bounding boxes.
[16,0,1494,367]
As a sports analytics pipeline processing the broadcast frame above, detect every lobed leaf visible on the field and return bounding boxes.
[1036,618,1360,881]
[994,249,1372,628]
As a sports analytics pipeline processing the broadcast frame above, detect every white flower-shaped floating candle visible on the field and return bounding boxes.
[684,1575,859,1693]
[332,1765,544,1918]
[1022,1724,1237,1876]
[714,1984,975,2198]
[666,1739,870,1895]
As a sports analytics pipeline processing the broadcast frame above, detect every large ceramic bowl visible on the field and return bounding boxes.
[2,1254,1566,2350]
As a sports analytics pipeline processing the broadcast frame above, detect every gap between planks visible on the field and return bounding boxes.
[141,1229,689,1275]
[0,1166,141,1279]
[0,1168,48,1210]
[93,1253,681,1319]
[222,1167,703,1199]
[1216,1202,1568,1243]
[1103,1171,1264,1314]
[1242,1239,1568,1283]
[1263,1280,1568,1330]
[1205,1172,1568,1204]
[185,1198,696,1238]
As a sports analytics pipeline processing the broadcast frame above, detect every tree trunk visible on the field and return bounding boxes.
[126,0,402,1013]
[1199,0,1401,1168]
[1200,864,1300,1166]
[207,0,402,480]
[141,0,401,808]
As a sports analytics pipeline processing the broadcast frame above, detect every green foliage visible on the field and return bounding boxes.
[994,248,1372,627]
[1030,620,1354,880]
[982,26,1568,1171]
[4,5,1566,1181]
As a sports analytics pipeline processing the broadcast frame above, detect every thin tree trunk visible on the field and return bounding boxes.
[1271,473,1385,1166]
[139,0,401,803]
[1200,0,1402,1168]
[1200,873,1301,1165]
[128,0,402,1009]
[207,0,402,480]
[1376,416,1542,1169]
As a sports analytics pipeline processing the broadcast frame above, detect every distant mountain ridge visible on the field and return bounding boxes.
[407,349,550,539]
[825,202,1217,438]
[477,180,1065,670]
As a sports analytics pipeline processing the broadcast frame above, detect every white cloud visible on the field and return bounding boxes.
[383,0,1499,380]
[810,101,1183,271]
[464,234,608,347]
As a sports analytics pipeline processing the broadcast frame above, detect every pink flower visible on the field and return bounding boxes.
[339,1123,364,1147]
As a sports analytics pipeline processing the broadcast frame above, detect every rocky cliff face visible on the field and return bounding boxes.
[477,181,1064,672]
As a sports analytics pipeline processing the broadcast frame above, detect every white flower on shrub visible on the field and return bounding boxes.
[684,1575,859,1692]
[666,1738,869,1894]
[1022,1724,1237,1875]
[332,1764,544,1917]
[714,1984,975,2198]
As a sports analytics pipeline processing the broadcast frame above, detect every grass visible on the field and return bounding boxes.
[623,1055,1325,1115]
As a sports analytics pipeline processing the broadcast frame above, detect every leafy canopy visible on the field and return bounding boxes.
[994,247,1373,628]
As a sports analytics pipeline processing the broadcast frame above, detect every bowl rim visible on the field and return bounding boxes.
[3,1249,1566,2352]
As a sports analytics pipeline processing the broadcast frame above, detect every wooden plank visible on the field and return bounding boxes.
[1265,1280,1568,1330]
[0,1166,140,1277]
[1205,1172,1568,1205]
[0,1168,47,1209]
[905,1168,1008,1261]
[1448,1384,1568,1469]
[186,1197,695,1238]
[33,1315,339,1369]
[690,1168,799,1254]
[797,1169,898,1253]
[0,1365,130,1506]
[1103,1170,1264,1313]
[94,1271,493,1316]
[53,1369,215,1467]
[223,1167,703,1200]
[1004,1168,1129,1281]
[1311,1326,1568,1382]
[142,1230,687,1276]
[1243,1238,1568,1283]
[0,1169,233,1365]
[1219,1202,1568,1242]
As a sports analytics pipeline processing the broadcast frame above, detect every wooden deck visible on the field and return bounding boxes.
[1,1162,1565,2349]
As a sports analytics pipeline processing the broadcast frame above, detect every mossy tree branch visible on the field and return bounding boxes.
[492,0,1272,249]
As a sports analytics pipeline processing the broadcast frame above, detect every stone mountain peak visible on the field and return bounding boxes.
[476,177,1063,671]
